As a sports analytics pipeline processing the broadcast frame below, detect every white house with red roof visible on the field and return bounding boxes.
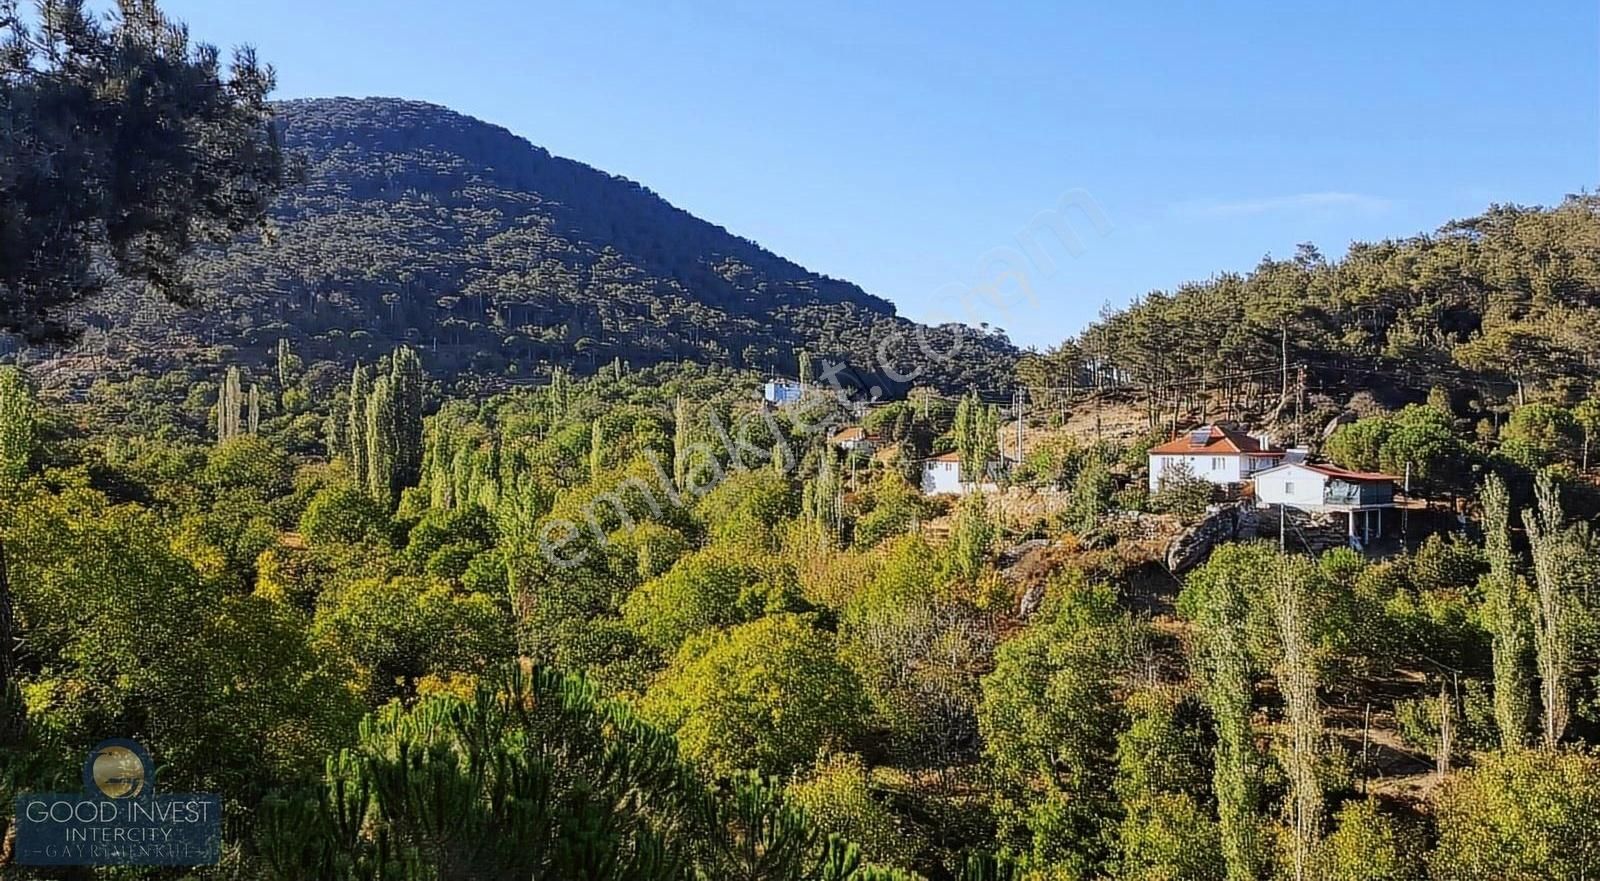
[1147,424,1287,491]
[1254,461,1400,544]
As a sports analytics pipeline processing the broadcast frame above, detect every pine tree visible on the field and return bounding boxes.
[347,364,372,483]
[0,367,38,483]
[248,383,260,435]
[1523,470,1573,749]
[1480,473,1533,749]
[799,349,814,386]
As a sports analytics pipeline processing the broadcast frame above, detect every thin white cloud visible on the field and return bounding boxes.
[1170,191,1394,219]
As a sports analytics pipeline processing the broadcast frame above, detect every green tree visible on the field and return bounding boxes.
[0,0,286,340]
[204,435,292,500]
[365,374,397,505]
[345,363,371,478]
[1574,396,1600,471]
[788,753,919,869]
[947,490,996,584]
[1314,799,1420,881]
[641,613,867,777]
[1479,473,1533,749]
[8,489,357,800]
[1501,403,1581,470]
[1523,470,1576,749]
[389,346,426,488]
[1066,454,1114,533]
[979,576,1132,877]
[620,548,782,653]
[217,365,245,441]
[1430,750,1600,881]
[1114,793,1225,881]
[312,574,513,702]
[299,483,390,547]
[0,366,38,483]
[1191,547,1265,881]
[1274,556,1323,881]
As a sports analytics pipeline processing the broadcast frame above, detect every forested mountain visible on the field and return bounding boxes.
[47,97,1014,393]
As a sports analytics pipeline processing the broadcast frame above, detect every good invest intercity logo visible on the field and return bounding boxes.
[13,738,221,866]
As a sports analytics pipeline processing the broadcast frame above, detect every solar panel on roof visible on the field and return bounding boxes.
[1190,429,1211,446]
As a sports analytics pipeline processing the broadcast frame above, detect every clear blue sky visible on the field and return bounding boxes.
[164,1,1597,349]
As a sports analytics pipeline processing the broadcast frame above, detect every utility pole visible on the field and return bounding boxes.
[1281,322,1289,413]
[1015,387,1025,464]
[1403,461,1412,549]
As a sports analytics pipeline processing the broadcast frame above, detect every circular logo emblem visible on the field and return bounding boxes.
[86,741,149,799]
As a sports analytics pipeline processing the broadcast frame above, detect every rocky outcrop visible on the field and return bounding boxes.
[1167,503,1360,572]
[1165,503,1260,573]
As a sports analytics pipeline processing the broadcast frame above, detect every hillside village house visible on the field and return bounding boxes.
[921,452,1003,495]
[1147,424,1288,490]
[1253,461,1400,545]
[828,425,880,455]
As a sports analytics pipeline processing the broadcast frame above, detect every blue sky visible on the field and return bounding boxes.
[163,1,1596,349]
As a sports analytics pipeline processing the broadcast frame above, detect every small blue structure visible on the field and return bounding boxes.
[763,379,805,406]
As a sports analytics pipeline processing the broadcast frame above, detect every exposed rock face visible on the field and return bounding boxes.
[1166,503,1259,573]
[1323,410,1358,439]
[1167,502,1359,572]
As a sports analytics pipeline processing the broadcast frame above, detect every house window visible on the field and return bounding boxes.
[1211,457,1225,470]
[1284,481,1295,494]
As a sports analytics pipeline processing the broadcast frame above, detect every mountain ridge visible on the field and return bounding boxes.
[44,96,1016,394]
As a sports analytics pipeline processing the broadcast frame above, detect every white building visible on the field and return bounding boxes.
[1254,461,1399,545]
[921,452,1002,495]
[1147,424,1286,491]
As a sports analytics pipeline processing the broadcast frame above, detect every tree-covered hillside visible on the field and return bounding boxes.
[1021,196,1600,412]
[47,97,1015,394]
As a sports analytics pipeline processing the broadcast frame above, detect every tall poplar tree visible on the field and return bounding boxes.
[1274,556,1322,881]
[347,364,372,483]
[1198,560,1263,881]
[365,375,397,506]
[389,347,425,488]
[217,366,244,442]
[1523,470,1574,749]
[1480,473,1533,749]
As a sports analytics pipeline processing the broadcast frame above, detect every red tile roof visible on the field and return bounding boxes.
[829,426,880,444]
[1149,425,1286,457]
[926,451,962,462]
